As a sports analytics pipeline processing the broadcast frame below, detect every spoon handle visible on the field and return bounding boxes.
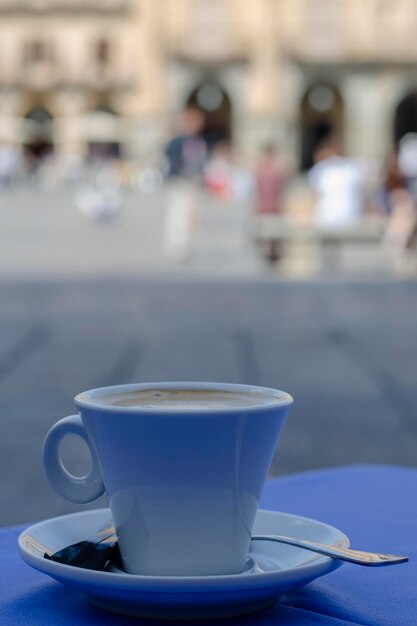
[252,535,408,566]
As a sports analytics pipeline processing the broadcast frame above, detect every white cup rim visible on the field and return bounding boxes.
[75,382,293,414]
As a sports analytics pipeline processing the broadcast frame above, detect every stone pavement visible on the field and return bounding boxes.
[0,186,263,279]
[1,277,416,526]
[0,186,394,279]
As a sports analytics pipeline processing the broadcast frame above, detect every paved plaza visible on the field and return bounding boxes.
[0,186,262,279]
[0,188,416,526]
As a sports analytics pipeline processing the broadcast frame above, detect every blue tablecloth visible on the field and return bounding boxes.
[1,465,415,625]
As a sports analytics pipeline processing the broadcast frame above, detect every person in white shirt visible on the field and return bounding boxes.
[308,139,365,228]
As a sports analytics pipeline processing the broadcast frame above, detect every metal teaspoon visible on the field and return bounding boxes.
[41,525,408,570]
[251,535,408,566]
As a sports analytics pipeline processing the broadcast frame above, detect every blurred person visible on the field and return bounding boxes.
[383,148,417,270]
[0,143,19,190]
[398,133,417,198]
[382,149,405,213]
[204,141,234,200]
[74,185,121,223]
[165,108,207,179]
[23,144,54,187]
[308,138,365,228]
[74,157,122,222]
[253,144,290,263]
[163,107,207,262]
[204,141,254,202]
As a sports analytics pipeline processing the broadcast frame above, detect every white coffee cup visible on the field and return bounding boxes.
[43,382,292,576]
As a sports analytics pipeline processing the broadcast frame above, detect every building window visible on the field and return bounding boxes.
[24,40,52,64]
[96,39,111,65]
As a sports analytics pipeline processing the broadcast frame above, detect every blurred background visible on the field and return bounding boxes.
[2,0,417,526]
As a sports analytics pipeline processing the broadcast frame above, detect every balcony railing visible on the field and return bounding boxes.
[0,0,131,16]
[0,63,135,91]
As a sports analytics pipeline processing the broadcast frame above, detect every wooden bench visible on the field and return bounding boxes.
[252,215,387,271]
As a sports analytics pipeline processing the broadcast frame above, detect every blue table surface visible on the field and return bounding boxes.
[1,464,415,625]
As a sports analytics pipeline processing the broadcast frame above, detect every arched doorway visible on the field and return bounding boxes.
[23,106,54,161]
[393,91,417,145]
[186,82,232,151]
[300,83,344,171]
[84,105,122,159]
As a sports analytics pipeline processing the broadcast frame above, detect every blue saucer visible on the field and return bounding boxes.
[19,508,349,620]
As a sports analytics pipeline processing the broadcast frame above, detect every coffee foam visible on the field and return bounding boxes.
[95,388,280,410]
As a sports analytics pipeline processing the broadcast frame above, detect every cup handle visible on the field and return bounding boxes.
[42,415,105,504]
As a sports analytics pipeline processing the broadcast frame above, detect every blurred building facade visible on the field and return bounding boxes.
[0,0,416,167]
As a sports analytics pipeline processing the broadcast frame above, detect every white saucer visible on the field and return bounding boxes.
[19,508,349,620]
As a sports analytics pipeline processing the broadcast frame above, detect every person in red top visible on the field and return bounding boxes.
[254,143,289,263]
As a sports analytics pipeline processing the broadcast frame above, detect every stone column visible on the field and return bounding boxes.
[236,0,280,157]
[121,0,168,160]
[51,92,88,157]
[343,70,406,162]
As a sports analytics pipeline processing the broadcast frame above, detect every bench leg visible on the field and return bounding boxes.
[256,238,283,265]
